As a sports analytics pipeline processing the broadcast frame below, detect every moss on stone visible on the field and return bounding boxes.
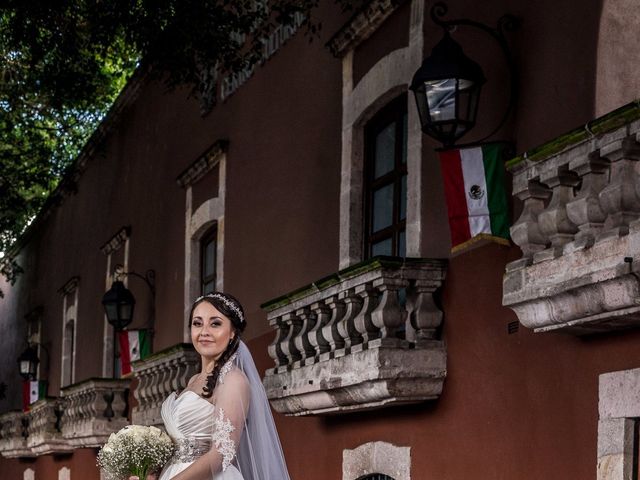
[506,100,640,170]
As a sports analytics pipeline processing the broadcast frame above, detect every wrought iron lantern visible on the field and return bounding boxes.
[410,2,519,147]
[102,280,136,331]
[17,345,40,381]
[410,31,485,146]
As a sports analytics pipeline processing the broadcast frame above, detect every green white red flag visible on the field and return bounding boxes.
[22,380,46,411]
[118,329,151,376]
[439,143,510,252]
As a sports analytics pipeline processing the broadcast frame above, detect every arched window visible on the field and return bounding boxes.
[357,475,395,480]
[364,93,408,258]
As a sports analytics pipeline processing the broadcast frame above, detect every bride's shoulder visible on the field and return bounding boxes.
[220,365,248,386]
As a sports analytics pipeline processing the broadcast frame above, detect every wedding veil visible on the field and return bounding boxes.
[212,340,291,480]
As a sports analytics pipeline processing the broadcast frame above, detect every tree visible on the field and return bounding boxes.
[0,0,358,296]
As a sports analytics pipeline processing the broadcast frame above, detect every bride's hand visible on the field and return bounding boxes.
[128,475,157,480]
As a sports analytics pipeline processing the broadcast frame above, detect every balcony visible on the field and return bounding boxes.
[261,256,447,416]
[0,378,130,458]
[60,378,130,447]
[0,411,32,458]
[503,102,640,333]
[131,344,200,426]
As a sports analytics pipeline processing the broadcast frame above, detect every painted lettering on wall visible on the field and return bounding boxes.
[220,13,306,102]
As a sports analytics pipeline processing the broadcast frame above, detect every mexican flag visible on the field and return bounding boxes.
[118,329,151,376]
[22,380,46,411]
[439,143,510,252]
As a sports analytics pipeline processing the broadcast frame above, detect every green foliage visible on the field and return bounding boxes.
[0,0,359,296]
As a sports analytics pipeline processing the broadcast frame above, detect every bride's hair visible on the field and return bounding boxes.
[189,292,247,398]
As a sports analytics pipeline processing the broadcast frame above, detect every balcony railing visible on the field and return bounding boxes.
[60,378,130,447]
[131,344,200,426]
[0,411,32,458]
[0,378,130,458]
[262,256,448,415]
[503,101,640,333]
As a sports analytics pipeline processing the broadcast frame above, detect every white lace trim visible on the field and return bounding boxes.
[213,407,236,471]
[219,353,237,384]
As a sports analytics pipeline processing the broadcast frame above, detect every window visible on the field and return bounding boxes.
[201,226,217,295]
[364,94,408,258]
[60,278,79,387]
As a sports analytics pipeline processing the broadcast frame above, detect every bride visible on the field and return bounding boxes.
[132,292,291,480]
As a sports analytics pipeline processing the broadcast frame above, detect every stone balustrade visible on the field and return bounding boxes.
[503,102,640,333]
[262,256,447,415]
[0,378,131,458]
[60,378,130,447]
[0,411,32,458]
[131,343,199,426]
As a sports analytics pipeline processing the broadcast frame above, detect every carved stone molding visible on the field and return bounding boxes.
[0,378,130,457]
[327,0,405,58]
[100,226,131,256]
[60,378,130,447]
[176,140,228,189]
[503,102,640,333]
[262,256,447,415]
[343,441,411,480]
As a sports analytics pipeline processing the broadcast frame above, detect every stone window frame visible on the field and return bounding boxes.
[597,367,640,480]
[343,441,411,480]
[58,466,70,480]
[59,277,79,387]
[23,468,35,480]
[337,0,427,269]
[177,140,227,342]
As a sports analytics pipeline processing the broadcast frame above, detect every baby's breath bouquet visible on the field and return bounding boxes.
[97,425,174,480]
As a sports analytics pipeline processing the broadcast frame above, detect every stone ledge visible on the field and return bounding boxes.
[503,221,640,333]
[264,344,446,416]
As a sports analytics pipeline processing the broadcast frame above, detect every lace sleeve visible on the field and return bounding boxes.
[212,407,236,470]
[208,368,250,474]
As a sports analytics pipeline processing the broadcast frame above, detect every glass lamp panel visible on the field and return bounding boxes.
[371,238,393,257]
[105,304,118,322]
[20,360,30,376]
[425,78,456,122]
[372,184,394,232]
[119,304,133,323]
[374,123,396,178]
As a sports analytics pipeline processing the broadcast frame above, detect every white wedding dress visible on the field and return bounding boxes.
[158,366,246,480]
[157,343,291,480]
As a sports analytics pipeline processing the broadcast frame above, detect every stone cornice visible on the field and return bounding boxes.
[58,276,79,296]
[176,139,229,189]
[100,226,131,256]
[326,0,405,58]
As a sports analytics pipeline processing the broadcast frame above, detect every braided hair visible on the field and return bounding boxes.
[189,292,246,398]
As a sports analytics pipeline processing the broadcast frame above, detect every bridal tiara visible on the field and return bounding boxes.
[195,293,245,324]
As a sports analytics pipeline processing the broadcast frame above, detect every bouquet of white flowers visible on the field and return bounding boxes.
[97,425,175,480]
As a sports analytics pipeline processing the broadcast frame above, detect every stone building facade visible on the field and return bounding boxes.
[2,1,640,479]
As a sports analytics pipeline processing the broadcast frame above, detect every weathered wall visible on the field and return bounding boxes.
[3,0,640,479]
